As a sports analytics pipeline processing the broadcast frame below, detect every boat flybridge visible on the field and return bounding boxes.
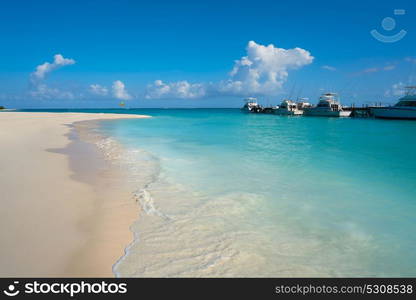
[371,86,416,120]
[296,98,312,110]
[303,93,351,117]
[241,97,262,113]
[274,99,303,115]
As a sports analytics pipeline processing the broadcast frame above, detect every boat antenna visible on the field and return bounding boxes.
[296,87,303,101]
[288,82,297,100]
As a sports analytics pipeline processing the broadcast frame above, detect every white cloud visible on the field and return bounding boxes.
[358,64,396,75]
[383,65,395,71]
[89,84,109,96]
[363,67,379,73]
[29,54,76,100]
[29,83,75,100]
[322,65,336,71]
[31,54,75,83]
[145,80,206,99]
[218,41,313,96]
[112,80,132,100]
[145,41,313,99]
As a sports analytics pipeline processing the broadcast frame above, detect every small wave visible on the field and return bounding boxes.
[89,131,175,277]
[133,188,171,220]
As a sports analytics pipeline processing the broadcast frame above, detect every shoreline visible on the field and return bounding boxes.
[0,112,150,277]
[64,119,143,277]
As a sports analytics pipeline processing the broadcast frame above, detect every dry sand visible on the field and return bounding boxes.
[0,112,149,277]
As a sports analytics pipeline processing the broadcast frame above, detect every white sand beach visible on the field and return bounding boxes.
[0,112,149,277]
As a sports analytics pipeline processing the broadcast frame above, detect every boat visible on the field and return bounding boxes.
[303,93,351,117]
[263,106,278,114]
[296,98,312,110]
[370,86,416,120]
[241,97,262,113]
[274,99,303,115]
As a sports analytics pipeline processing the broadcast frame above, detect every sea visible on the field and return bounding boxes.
[20,108,416,277]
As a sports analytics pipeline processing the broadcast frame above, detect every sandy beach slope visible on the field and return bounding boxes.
[0,112,149,277]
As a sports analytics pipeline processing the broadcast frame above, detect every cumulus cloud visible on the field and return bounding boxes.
[145,41,314,99]
[89,84,109,96]
[322,65,336,71]
[31,54,75,83]
[29,42,314,101]
[89,82,133,100]
[29,54,76,100]
[112,80,132,100]
[218,41,313,96]
[145,80,206,99]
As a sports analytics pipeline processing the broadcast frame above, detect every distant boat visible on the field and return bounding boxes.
[304,93,351,117]
[241,97,262,113]
[371,86,416,120]
[274,99,303,116]
[296,98,312,111]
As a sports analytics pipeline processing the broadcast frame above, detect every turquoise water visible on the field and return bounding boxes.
[24,109,416,276]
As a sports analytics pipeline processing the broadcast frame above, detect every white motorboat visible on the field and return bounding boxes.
[303,93,351,117]
[371,86,416,120]
[296,98,312,110]
[241,97,261,113]
[274,99,303,115]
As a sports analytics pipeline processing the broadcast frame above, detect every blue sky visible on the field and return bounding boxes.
[0,0,415,108]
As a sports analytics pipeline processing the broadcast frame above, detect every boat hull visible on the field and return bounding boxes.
[273,109,303,116]
[370,107,416,120]
[303,109,351,117]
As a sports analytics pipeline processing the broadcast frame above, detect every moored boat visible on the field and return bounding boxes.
[304,93,351,117]
[296,98,312,110]
[274,99,303,115]
[241,97,262,113]
[371,86,416,120]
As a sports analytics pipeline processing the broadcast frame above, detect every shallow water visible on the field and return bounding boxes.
[27,108,416,276]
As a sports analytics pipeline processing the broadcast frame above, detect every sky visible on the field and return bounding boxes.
[0,0,416,108]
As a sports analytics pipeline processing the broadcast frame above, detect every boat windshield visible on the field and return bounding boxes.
[395,100,416,107]
[317,101,330,107]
